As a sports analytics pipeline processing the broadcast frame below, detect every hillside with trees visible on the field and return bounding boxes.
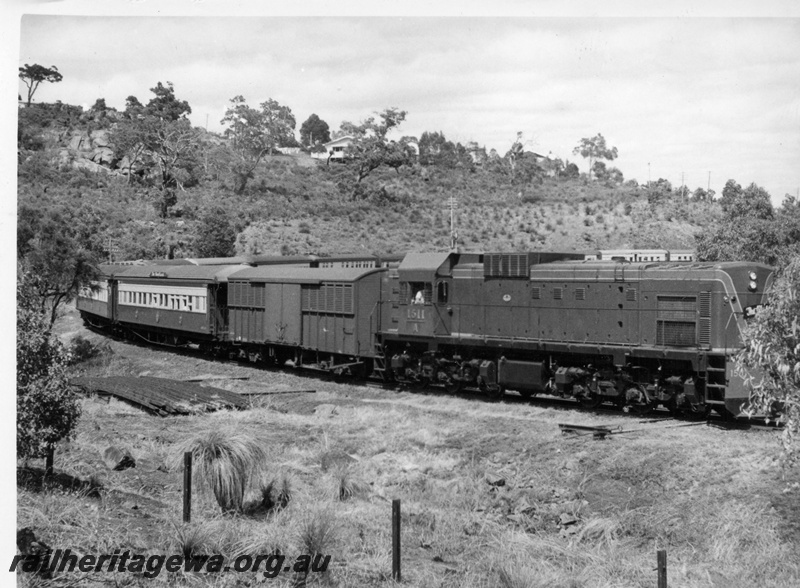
[17,78,800,274]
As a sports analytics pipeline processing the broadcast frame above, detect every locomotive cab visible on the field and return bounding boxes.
[395,252,455,339]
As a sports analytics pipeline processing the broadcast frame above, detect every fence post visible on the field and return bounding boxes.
[44,446,54,478]
[657,549,667,588]
[183,451,192,523]
[392,499,401,582]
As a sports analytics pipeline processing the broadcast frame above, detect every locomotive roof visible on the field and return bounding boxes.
[114,264,249,282]
[227,266,385,283]
[398,252,453,281]
[529,259,768,276]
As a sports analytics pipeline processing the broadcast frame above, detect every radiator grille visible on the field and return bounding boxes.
[531,287,541,300]
[657,296,696,320]
[656,296,697,347]
[553,287,563,300]
[626,288,638,302]
[699,291,711,317]
[484,253,530,278]
[574,288,586,301]
[698,317,711,347]
[656,321,696,347]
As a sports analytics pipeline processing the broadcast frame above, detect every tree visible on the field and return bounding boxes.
[109,119,149,183]
[736,256,800,464]
[194,207,236,258]
[695,217,782,265]
[299,113,331,147]
[17,266,81,462]
[19,63,63,105]
[220,96,297,194]
[719,180,774,220]
[18,206,98,327]
[692,187,713,202]
[607,166,624,185]
[592,160,609,181]
[147,118,201,197]
[561,160,580,179]
[123,95,145,118]
[506,132,526,173]
[573,133,618,178]
[108,83,199,210]
[145,81,191,121]
[695,182,798,266]
[418,131,471,169]
[419,131,456,167]
[337,107,416,198]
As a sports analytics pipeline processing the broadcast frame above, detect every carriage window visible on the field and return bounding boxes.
[437,281,449,304]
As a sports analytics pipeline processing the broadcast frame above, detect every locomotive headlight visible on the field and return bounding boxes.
[748,271,757,281]
[748,280,758,291]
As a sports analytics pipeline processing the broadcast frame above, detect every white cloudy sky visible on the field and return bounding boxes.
[5,2,800,202]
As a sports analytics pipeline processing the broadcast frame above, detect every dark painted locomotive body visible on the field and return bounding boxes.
[77,250,773,417]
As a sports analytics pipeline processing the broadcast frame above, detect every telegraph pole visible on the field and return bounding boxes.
[445,196,458,252]
[103,236,118,263]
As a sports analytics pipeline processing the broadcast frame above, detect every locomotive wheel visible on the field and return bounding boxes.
[683,404,711,420]
[486,385,504,400]
[409,376,429,390]
[667,397,711,420]
[624,385,655,415]
[445,378,464,394]
[579,392,603,409]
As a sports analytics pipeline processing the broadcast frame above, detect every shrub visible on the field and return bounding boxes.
[737,256,800,464]
[194,206,236,258]
[68,335,109,365]
[17,268,81,461]
[181,429,267,513]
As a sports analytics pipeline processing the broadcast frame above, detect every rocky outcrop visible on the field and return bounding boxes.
[59,128,120,174]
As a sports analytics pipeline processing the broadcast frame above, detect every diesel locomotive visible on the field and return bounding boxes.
[77,250,774,417]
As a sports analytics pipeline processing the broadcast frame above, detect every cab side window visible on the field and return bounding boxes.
[402,281,432,305]
[437,281,448,304]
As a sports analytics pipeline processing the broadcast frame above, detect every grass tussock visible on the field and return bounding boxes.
[327,463,370,501]
[251,473,293,514]
[171,521,215,559]
[299,507,338,557]
[180,429,267,514]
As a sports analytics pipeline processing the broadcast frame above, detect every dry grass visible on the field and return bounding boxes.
[17,317,800,586]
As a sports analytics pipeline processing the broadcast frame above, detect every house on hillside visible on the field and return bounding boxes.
[530,151,560,177]
[311,135,420,162]
[311,136,354,161]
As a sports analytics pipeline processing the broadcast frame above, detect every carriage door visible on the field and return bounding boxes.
[109,279,118,321]
[434,279,452,336]
[209,284,228,337]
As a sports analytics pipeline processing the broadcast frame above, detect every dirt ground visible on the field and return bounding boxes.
[15,308,800,587]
